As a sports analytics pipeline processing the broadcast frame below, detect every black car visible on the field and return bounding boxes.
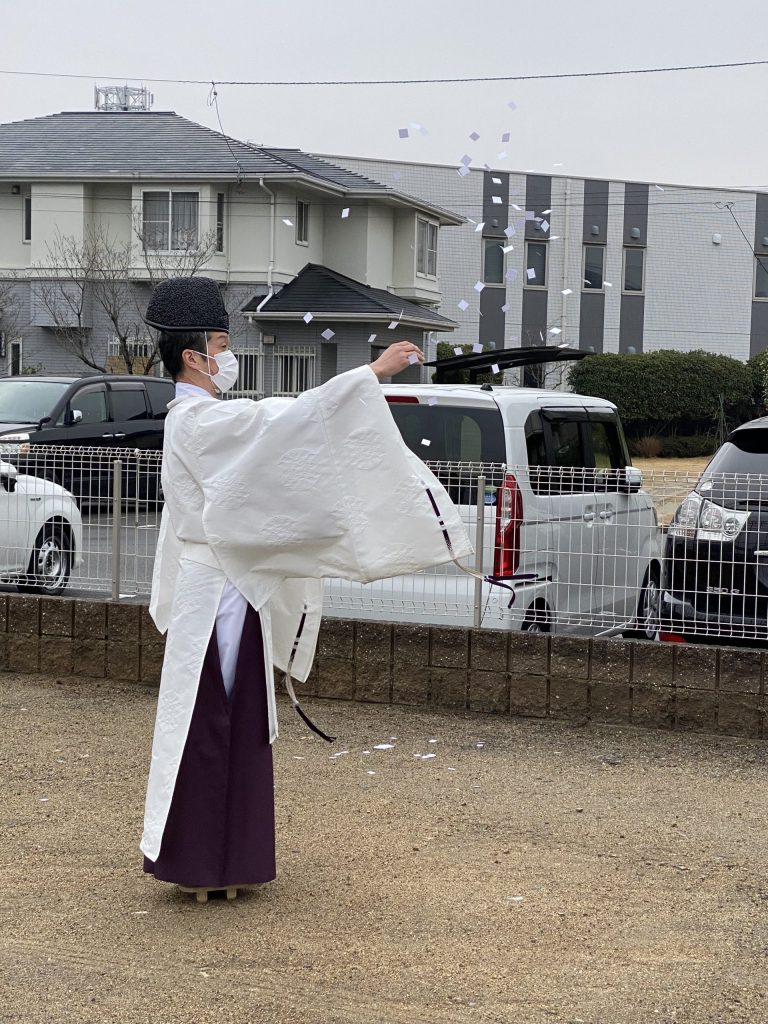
[661,418,768,644]
[0,375,174,504]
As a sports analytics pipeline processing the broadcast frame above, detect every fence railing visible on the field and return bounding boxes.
[3,445,767,644]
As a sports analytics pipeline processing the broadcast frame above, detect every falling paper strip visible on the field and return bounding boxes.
[303,312,313,324]
[469,131,480,141]
[491,364,500,374]
[527,268,536,280]
[655,184,665,191]
[368,333,377,343]
[474,281,485,292]
[407,353,419,365]
[550,235,561,241]
[458,166,470,177]
[511,203,521,211]
[453,347,463,355]
[561,288,573,296]
[341,208,350,219]
[457,299,469,311]
[427,397,438,406]
[492,196,502,205]
[421,439,431,446]
[398,128,409,138]
[321,328,335,341]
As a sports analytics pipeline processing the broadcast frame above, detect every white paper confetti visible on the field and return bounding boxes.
[604,281,613,288]
[492,176,502,185]
[282,218,293,226]
[526,268,536,280]
[303,312,313,324]
[509,896,524,902]
[428,739,438,744]
[474,222,485,232]
[549,327,562,335]
[501,244,514,254]
[458,166,470,177]
[492,196,502,205]
[550,235,561,240]
[501,303,511,313]
[457,299,469,311]
[388,321,399,330]
[501,131,511,143]
[504,226,515,238]
[507,100,518,110]
[490,364,500,374]
[393,171,403,181]
[407,353,419,365]
[472,343,483,353]
[511,203,522,211]
[460,154,472,166]
[366,771,377,776]
[398,128,409,139]
[541,220,550,232]
[506,269,518,282]
[474,281,485,292]
[321,328,335,341]
[447,767,457,772]
[421,438,431,447]
[427,397,438,406]
[469,131,480,141]
[558,341,571,348]
[368,334,377,343]
[330,750,349,759]
[553,162,564,167]
[374,743,395,750]
[497,152,508,161]
[341,208,350,219]
[525,210,535,221]
[561,288,573,295]
[655,184,665,191]
[453,346,463,355]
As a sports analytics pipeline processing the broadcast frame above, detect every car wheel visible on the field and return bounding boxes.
[627,566,661,641]
[20,523,72,596]
[522,602,551,634]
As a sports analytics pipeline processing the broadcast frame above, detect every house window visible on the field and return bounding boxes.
[296,200,310,245]
[483,238,505,285]
[225,343,264,400]
[22,195,31,243]
[417,219,438,277]
[142,191,200,251]
[525,241,548,287]
[9,339,22,376]
[216,193,225,253]
[272,345,315,396]
[755,256,768,300]
[583,245,605,289]
[623,247,645,293]
[107,336,154,374]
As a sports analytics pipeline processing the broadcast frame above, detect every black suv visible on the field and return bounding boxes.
[661,418,768,644]
[0,375,174,503]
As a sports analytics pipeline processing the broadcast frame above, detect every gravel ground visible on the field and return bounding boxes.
[1,672,767,1024]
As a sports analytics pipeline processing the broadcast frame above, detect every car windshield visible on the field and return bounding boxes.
[0,380,70,424]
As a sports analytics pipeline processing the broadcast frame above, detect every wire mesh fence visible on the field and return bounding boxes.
[3,445,768,645]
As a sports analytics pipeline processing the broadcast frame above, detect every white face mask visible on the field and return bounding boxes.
[196,338,239,394]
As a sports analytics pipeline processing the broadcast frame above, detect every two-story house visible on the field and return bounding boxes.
[0,110,460,395]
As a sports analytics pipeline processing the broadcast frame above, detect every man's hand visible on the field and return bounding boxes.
[370,341,425,381]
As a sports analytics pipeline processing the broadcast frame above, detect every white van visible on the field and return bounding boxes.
[324,382,663,638]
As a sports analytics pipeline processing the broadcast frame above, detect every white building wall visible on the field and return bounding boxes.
[603,181,625,353]
[644,188,754,359]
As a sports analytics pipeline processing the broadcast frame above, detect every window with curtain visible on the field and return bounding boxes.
[142,191,200,251]
[417,219,438,276]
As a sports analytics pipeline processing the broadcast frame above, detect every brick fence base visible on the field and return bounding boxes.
[1,595,764,740]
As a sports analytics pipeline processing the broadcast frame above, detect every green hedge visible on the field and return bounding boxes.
[568,350,754,437]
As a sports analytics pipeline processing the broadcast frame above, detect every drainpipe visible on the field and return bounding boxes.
[256,177,276,313]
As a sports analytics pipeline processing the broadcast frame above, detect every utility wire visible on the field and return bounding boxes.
[0,59,767,88]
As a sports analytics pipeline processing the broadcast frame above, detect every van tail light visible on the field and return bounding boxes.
[659,631,686,644]
[493,473,523,578]
[385,395,420,404]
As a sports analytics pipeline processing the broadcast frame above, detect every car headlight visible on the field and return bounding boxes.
[669,491,750,542]
[0,433,30,455]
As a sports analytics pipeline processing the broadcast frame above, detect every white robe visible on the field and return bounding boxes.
[141,365,473,861]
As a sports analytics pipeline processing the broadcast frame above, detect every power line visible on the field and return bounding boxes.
[0,58,767,88]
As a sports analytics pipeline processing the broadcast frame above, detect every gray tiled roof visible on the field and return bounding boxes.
[0,112,462,221]
[243,264,457,331]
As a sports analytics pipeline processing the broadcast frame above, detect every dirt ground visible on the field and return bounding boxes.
[632,457,711,525]
[2,672,768,1024]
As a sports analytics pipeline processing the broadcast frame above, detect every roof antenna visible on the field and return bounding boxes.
[207,81,244,187]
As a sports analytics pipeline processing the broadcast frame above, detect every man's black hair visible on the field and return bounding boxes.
[158,331,207,381]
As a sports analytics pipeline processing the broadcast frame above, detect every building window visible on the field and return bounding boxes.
[216,193,225,253]
[273,345,315,396]
[525,241,548,288]
[623,247,645,293]
[225,343,264,400]
[142,191,200,251]
[296,200,310,245]
[107,336,154,374]
[417,219,438,277]
[22,195,31,243]
[483,238,505,285]
[9,339,22,376]
[755,256,768,300]
[583,245,605,289]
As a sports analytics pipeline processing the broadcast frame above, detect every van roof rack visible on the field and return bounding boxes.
[424,344,588,384]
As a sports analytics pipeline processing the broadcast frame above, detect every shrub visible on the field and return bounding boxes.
[659,434,719,458]
[568,350,753,437]
[747,348,768,416]
[631,435,663,458]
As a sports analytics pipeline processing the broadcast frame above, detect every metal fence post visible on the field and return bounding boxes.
[111,459,123,602]
[473,474,486,629]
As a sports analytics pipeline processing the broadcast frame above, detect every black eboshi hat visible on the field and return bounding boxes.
[144,276,229,333]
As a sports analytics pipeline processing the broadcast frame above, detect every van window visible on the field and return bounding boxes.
[548,418,585,467]
[110,386,148,421]
[146,380,175,419]
[590,420,625,469]
[68,386,108,425]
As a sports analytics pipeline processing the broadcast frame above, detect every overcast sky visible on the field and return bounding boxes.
[3,0,768,191]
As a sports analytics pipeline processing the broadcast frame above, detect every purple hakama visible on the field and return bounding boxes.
[143,604,276,888]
